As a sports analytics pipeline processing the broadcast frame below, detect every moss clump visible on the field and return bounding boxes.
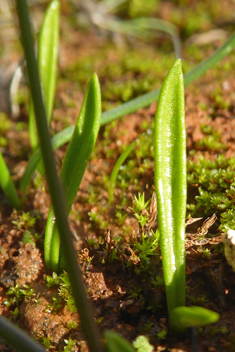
[197,124,227,151]
[187,154,235,233]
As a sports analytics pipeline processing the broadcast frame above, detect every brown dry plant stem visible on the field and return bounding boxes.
[14,1,104,352]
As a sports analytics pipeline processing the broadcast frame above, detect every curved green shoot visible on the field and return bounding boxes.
[108,141,136,203]
[170,306,219,332]
[29,0,60,151]
[20,30,235,192]
[0,151,21,209]
[44,73,101,272]
[104,330,136,352]
[154,59,186,314]
[0,315,46,352]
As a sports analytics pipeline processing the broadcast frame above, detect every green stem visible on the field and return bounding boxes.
[15,1,104,352]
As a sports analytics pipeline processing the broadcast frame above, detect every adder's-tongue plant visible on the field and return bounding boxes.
[154,59,219,331]
[29,0,60,152]
[44,73,101,273]
[154,59,186,315]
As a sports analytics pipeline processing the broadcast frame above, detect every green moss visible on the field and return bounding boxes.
[195,124,227,151]
[12,211,38,230]
[187,154,235,234]
[4,284,35,309]
[41,337,52,349]
[197,136,227,151]
[209,86,231,110]
[63,45,175,106]
[45,272,77,313]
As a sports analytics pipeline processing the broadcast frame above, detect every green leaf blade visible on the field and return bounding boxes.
[44,73,101,272]
[38,0,60,120]
[61,73,101,209]
[29,0,60,150]
[154,59,186,314]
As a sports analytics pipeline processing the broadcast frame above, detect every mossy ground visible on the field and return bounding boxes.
[1,1,235,351]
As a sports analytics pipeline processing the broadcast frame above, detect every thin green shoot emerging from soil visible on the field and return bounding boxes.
[44,73,101,273]
[154,59,186,315]
[154,59,219,331]
[109,141,136,203]
[29,0,59,152]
